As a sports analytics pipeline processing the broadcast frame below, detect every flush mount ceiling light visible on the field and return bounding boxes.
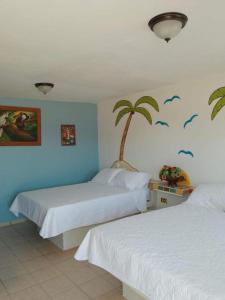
[148,12,188,42]
[34,82,54,95]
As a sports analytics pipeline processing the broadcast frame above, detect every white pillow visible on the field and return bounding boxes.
[91,168,122,185]
[110,170,151,190]
[187,184,225,211]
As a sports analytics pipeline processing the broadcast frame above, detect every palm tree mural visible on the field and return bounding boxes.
[113,96,159,161]
[209,87,225,120]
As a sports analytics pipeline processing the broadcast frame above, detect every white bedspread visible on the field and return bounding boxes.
[75,204,225,300]
[10,182,148,238]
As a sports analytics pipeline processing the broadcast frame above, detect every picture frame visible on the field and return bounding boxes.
[61,124,76,146]
[0,105,41,146]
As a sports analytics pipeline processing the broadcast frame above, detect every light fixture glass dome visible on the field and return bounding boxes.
[148,12,188,42]
[35,82,54,95]
[152,19,183,41]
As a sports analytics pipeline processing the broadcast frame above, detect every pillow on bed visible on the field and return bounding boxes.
[187,184,225,211]
[110,170,151,190]
[91,168,122,185]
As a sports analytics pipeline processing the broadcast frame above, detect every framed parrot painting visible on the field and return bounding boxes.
[61,124,76,146]
[0,105,41,146]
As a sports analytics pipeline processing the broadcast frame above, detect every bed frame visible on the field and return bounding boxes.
[50,160,140,250]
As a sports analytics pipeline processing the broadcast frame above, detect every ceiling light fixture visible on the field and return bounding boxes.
[34,82,54,95]
[148,12,188,42]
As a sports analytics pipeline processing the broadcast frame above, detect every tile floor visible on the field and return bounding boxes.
[0,222,125,300]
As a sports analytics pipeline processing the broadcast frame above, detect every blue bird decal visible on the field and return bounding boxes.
[164,95,181,105]
[178,150,194,158]
[183,114,198,129]
[155,120,169,127]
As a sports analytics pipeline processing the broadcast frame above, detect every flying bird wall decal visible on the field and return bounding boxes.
[178,150,194,158]
[155,120,169,127]
[164,95,181,105]
[183,114,198,129]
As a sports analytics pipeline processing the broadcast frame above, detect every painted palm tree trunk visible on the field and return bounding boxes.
[113,96,159,162]
[119,112,133,161]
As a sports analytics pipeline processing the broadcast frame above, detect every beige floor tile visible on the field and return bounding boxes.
[12,244,41,262]
[44,250,74,264]
[55,258,87,273]
[40,274,74,296]
[0,242,9,250]
[0,253,19,269]
[10,285,50,300]
[31,267,61,284]
[0,262,28,280]
[23,256,50,272]
[87,265,108,276]
[0,294,11,300]
[51,286,90,300]
[3,273,35,293]
[0,280,7,296]
[0,227,21,239]
[80,277,115,299]
[65,266,98,285]
[36,243,58,256]
[101,273,121,289]
[3,236,27,248]
[94,288,125,300]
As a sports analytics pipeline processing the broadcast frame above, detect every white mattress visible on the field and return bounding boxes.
[10,182,148,238]
[75,203,225,300]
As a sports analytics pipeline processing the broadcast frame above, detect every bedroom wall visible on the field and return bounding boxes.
[0,98,99,224]
[98,72,225,185]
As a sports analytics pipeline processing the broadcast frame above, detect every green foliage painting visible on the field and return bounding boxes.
[113,96,159,161]
[208,87,225,120]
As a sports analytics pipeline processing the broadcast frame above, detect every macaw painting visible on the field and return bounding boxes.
[0,105,41,146]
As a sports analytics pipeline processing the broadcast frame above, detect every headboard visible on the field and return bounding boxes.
[111,160,139,172]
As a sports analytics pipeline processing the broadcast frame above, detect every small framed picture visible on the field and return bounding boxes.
[0,105,41,146]
[61,124,76,146]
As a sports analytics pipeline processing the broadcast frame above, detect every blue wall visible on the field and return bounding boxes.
[0,98,99,223]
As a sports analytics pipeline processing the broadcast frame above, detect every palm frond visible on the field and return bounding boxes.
[211,96,225,120]
[113,100,133,112]
[134,107,152,125]
[208,87,225,105]
[115,107,133,126]
[134,96,159,112]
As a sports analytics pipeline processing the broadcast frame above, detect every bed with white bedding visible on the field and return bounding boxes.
[10,182,148,238]
[75,187,225,300]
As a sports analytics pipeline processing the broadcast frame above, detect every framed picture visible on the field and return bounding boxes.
[0,105,41,146]
[61,124,76,146]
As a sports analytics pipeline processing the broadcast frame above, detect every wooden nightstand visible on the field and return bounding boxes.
[149,180,193,210]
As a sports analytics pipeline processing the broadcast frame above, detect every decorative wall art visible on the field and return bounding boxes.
[0,105,41,146]
[113,96,159,162]
[61,124,76,146]
[178,150,194,158]
[155,120,169,127]
[183,114,198,129]
[208,86,225,120]
[164,95,181,105]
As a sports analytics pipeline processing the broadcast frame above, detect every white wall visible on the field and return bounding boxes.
[98,73,225,185]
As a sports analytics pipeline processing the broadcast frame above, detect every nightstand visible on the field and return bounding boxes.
[149,180,193,210]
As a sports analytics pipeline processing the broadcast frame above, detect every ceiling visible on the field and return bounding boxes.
[0,0,225,103]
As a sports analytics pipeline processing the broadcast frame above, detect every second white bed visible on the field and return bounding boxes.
[75,203,225,300]
[10,182,148,239]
